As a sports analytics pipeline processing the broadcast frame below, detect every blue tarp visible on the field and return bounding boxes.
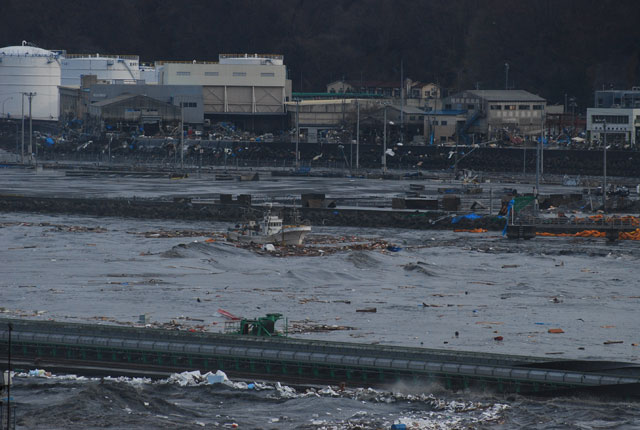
[45,137,55,146]
[451,213,482,224]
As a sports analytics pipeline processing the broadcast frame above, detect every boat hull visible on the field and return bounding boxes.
[228,225,311,246]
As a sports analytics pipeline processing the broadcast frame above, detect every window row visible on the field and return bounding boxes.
[490,104,544,110]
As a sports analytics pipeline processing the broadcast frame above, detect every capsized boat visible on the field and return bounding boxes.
[227,208,311,245]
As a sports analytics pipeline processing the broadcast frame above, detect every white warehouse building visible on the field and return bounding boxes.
[0,41,62,121]
[60,54,145,86]
[156,54,291,131]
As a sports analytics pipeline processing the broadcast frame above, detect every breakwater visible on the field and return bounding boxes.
[2,318,640,399]
[0,194,505,231]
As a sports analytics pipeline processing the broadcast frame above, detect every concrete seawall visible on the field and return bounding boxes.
[0,195,506,231]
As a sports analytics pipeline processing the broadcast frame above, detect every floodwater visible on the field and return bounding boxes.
[1,170,640,428]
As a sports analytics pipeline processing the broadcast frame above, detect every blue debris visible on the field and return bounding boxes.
[451,213,482,224]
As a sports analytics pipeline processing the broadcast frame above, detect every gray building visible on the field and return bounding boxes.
[88,84,203,124]
[445,90,546,141]
[594,88,640,109]
[88,94,181,126]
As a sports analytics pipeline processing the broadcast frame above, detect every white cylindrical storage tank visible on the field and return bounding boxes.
[0,42,62,121]
[60,54,141,86]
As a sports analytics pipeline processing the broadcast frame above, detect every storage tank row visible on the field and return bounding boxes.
[0,41,158,121]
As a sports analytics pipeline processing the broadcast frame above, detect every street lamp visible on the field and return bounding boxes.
[295,98,300,170]
[1,96,13,118]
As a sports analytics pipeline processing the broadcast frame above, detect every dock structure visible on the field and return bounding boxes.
[507,215,639,240]
[1,319,639,399]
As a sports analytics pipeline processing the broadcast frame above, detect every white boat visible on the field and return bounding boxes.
[227,209,311,245]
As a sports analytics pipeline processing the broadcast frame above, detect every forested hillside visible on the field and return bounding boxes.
[1,0,639,108]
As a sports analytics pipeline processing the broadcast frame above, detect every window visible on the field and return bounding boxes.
[261,72,275,77]
[505,105,516,110]
[445,104,451,110]
[532,105,544,110]
[205,71,219,76]
[490,105,501,110]
[419,115,424,120]
[233,72,246,77]
[177,71,191,76]
[410,116,416,121]
[467,104,475,110]
[441,120,448,125]
[180,102,197,108]
[433,120,439,125]
[518,105,530,110]
[591,115,629,124]
[440,136,447,142]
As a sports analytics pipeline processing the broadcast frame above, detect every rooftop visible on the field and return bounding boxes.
[466,90,545,102]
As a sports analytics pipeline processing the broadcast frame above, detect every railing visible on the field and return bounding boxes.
[154,60,219,65]
[220,53,283,60]
[517,214,639,228]
[64,53,139,60]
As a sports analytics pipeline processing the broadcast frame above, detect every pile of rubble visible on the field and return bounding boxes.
[129,229,224,239]
[242,236,398,257]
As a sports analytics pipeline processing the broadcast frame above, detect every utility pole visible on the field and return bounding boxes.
[454,134,459,179]
[21,94,25,164]
[541,113,544,176]
[356,98,360,170]
[504,63,509,90]
[295,99,300,170]
[602,119,607,212]
[6,322,12,430]
[25,92,36,165]
[180,100,184,171]
[535,118,541,215]
[383,105,387,173]
[400,59,404,144]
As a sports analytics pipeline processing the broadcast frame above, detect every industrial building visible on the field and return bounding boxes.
[0,41,62,121]
[586,107,640,147]
[286,98,364,143]
[87,94,181,134]
[286,99,427,144]
[594,88,640,108]
[156,54,291,131]
[441,90,547,142]
[586,88,640,147]
[87,84,203,124]
[60,80,203,130]
[326,79,441,110]
[60,54,145,86]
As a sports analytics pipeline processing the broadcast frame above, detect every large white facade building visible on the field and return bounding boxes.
[0,42,62,121]
[157,54,291,115]
[60,54,143,86]
[586,107,640,146]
